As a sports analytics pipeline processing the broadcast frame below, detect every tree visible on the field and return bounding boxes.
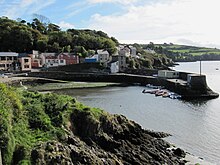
[47,23,60,32]
[103,39,116,55]
[8,26,33,52]
[31,18,47,34]
[36,40,48,52]
[74,46,88,57]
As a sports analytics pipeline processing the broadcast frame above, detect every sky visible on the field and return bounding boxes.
[1,0,220,48]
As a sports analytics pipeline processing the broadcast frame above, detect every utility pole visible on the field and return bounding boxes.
[200,59,202,75]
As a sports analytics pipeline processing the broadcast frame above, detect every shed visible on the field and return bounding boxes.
[158,70,179,78]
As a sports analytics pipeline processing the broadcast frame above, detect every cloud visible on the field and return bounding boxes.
[2,0,55,19]
[88,0,220,48]
[88,0,138,5]
[58,21,75,30]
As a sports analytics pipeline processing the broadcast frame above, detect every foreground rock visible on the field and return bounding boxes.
[31,109,186,165]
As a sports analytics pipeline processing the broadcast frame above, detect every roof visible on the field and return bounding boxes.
[97,50,109,55]
[0,52,18,57]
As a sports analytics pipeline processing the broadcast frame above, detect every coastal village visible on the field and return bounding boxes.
[0,45,139,74]
[0,44,218,100]
[1,4,220,164]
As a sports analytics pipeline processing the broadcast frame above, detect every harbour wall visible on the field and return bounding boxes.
[28,71,218,99]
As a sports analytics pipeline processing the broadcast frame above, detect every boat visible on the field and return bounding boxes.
[142,89,159,94]
[146,84,164,89]
[155,90,165,96]
[169,93,181,99]
[162,91,170,98]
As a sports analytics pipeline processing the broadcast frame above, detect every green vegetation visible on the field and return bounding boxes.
[0,83,103,164]
[127,43,174,69]
[28,82,120,91]
[0,16,118,55]
[155,43,220,61]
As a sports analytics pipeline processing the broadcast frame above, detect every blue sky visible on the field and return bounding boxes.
[1,0,220,48]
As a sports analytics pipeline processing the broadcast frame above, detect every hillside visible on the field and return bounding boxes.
[0,16,118,55]
[0,84,186,164]
[156,43,220,61]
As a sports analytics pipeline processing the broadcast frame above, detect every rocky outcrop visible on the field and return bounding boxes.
[31,109,186,165]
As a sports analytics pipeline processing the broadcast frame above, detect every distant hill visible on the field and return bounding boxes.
[155,43,220,61]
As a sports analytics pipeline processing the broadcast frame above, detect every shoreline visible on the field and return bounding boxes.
[0,78,217,164]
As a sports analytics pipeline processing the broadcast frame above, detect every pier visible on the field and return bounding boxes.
[26,71,219,100]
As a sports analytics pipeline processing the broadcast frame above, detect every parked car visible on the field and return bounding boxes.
[0,74,8,78]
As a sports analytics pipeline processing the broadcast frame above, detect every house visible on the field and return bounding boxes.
[110,61,119,73]
[112,55,126,72]
[28,50,44,68]
[41,53,56,66]
[0,52,18,71]
[57,53,79,65]
[97,50,110,63]
[130,46,137,58]
[119,46,130,57]
[19,57,32,71]
[45,55,66,67]
[158,70,179,78]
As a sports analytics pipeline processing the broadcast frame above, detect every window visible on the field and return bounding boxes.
[24,59,29,63]
[24,65,29,68]
[60,60,64,63]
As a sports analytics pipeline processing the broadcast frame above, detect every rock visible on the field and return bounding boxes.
[173,148,186,157]
[30,110,186,165]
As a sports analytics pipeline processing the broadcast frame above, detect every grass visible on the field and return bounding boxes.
[28,82,120,91]
[0,83,106,164]
[158,44,220,57]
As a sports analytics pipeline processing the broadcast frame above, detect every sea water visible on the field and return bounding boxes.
[55,61,220,164]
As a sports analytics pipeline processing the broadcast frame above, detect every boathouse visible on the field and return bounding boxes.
[158,70,179,78]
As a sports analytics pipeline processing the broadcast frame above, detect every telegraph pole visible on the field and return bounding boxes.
[200,59,202,75]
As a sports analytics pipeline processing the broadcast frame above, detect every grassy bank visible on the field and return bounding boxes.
[0,83,104,164]
[26,82,121,91]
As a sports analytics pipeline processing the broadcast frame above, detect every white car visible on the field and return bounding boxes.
[0,74,8,78]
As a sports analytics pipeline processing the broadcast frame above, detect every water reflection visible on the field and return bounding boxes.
[181,99,208,107]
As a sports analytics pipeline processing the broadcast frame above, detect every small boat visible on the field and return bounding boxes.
[146,84,164,89]
[142,89,159,94]
[155,90,165,96]
[162,91,170,98]
[169,93,181,99]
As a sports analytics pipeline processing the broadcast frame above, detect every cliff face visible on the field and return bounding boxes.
[0,84,186,165]
[31,109,186,165]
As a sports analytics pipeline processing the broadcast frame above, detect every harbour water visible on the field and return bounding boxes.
[55,61,220,164]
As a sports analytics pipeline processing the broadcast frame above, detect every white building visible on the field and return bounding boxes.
[158,70,179,78]
[130,46,137,58]
[0,52,18,71]
[97,50,110,63]
[110,61,119,73]
[45,58,66,67]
